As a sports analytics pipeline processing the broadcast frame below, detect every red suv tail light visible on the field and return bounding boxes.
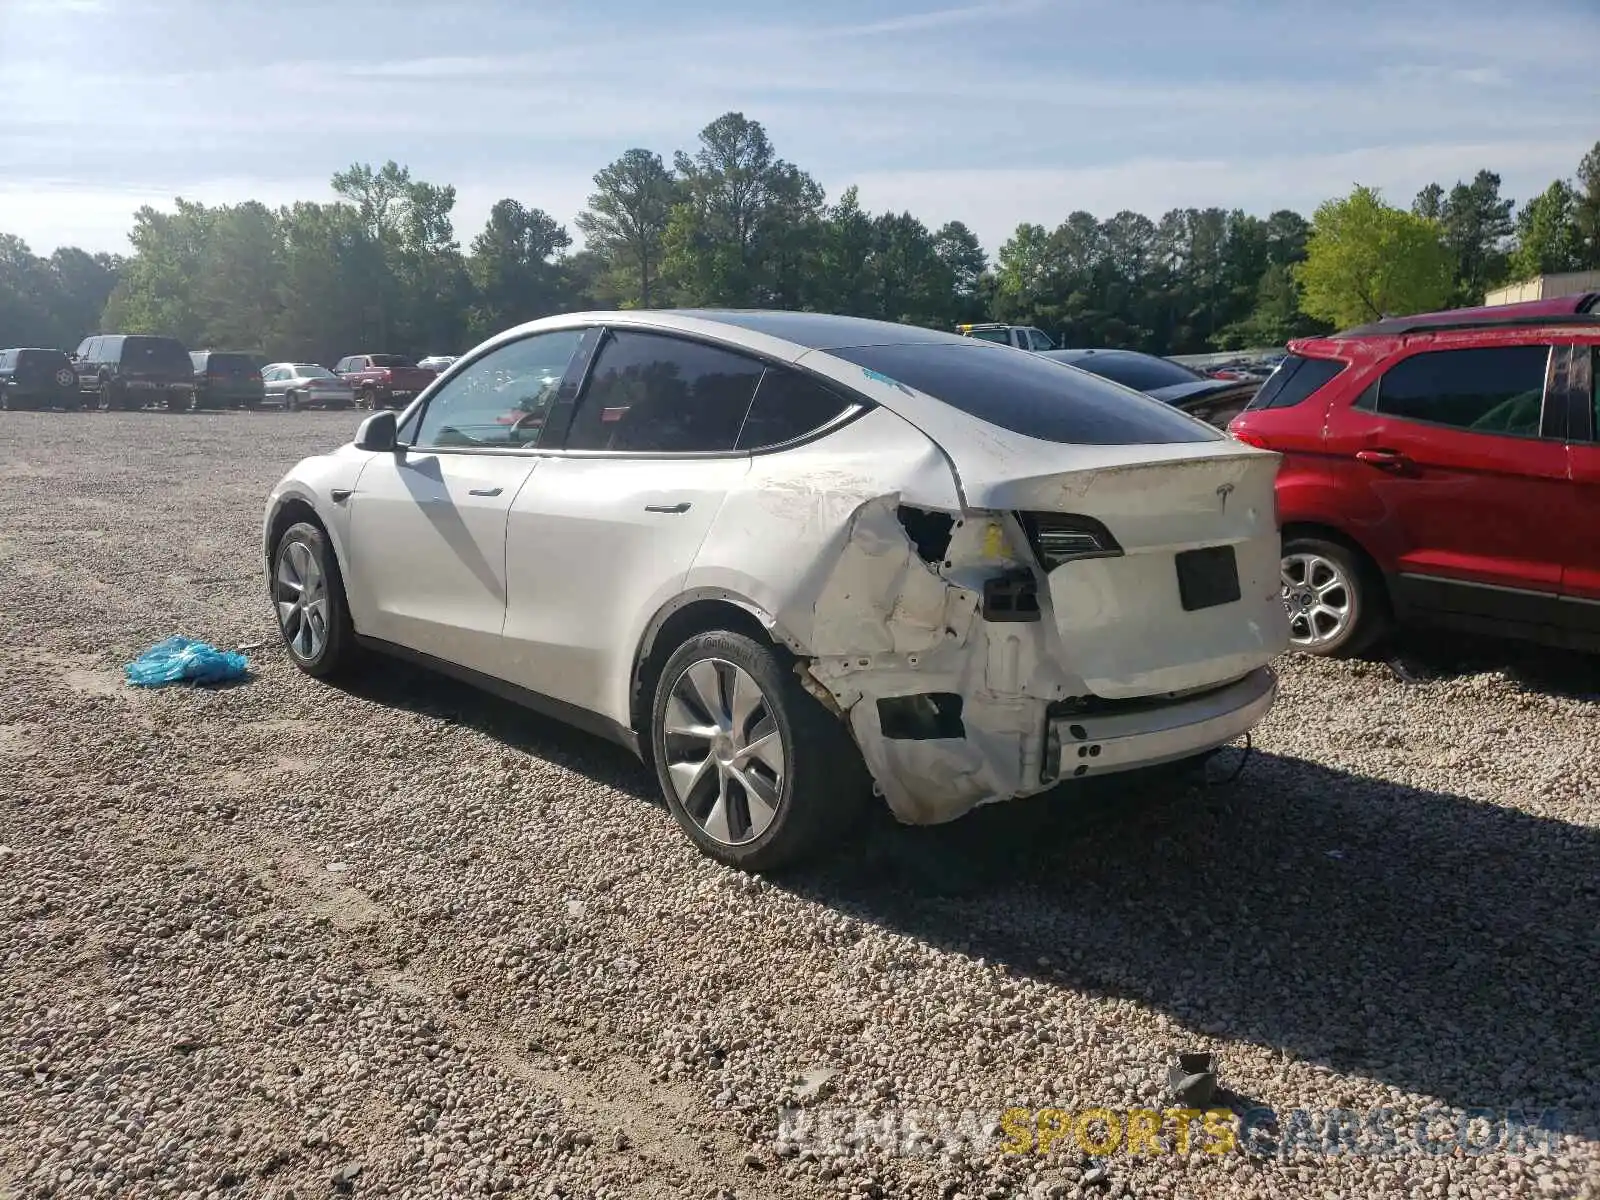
[1231,428,1270,449]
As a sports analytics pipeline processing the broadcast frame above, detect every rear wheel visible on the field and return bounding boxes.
[272,521,355,679]
[650,630,868,872]
[1280,536,1388,657]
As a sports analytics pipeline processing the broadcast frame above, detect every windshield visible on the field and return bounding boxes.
[296,365,337,380]
[369,354,416,368]
[1043,350,1205,392]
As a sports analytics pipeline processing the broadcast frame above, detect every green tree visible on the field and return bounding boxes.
[932,220,987,325]
[1509,180,1583,280]
[1438,170,1515,303]
[467,199,572,340]
[661,112,826,307]
[574,149,677,308]
[1296,185,1453,328]
[101,199,217,344]
[1573,140,1600,268]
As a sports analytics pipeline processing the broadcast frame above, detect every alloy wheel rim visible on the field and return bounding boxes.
[662,657,786,846]
[1281,552,1354,648]
[275,540,329,661]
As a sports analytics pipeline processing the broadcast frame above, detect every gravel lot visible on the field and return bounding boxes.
[1,410,1597,1200]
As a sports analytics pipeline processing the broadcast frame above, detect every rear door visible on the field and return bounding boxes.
[1320,337,1570,628]
[343,329,587,677]
[501,327,760,722]
[1563,343,1600,639]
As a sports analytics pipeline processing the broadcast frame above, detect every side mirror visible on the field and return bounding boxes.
[354,409,398,452]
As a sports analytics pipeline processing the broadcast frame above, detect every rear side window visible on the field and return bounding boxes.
[565,330,764,454]
[1365,346,1550,437]
[1244,353,1347,411]
[736,369,855,450]
[827,343,1218,445]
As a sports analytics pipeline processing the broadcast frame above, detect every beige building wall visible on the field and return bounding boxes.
[1483,270,1600,306]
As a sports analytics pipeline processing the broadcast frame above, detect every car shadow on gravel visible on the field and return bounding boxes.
[332,655,660,802]
[792,748,1600,1125]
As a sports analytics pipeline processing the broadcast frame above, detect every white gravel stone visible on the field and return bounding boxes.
[0,410,1595,1199]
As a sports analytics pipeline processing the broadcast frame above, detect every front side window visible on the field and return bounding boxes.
[1370,345,1550,437]
[564,330,764,454]
[412,330,584,450]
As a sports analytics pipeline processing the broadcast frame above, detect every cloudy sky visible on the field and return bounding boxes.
[1,0,1596,258]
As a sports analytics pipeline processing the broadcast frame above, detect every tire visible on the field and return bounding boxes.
[1280,535,1389,658]
[285,390,302,412]
[271,521,356,679]
[100,379,125,411]
[360,387,377,410]
[649,630,868,872]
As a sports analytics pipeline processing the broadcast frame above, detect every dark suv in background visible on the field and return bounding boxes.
[190,350,265,410]
[0,348,84,410]
[73,334,195,410]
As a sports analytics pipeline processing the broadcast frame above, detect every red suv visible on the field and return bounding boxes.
[1227,293,1600,657]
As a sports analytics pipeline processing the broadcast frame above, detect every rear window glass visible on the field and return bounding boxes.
[827,343,1219,445]
[205,353,258,373]
[122,337,190,370]
[1244,353,1346,411]
[369,354,415,368]
[964,328,1011,344]
[1050,351,1204,392]
[18,349,68,368]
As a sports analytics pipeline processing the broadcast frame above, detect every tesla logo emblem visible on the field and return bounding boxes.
[1216,483,1235,511]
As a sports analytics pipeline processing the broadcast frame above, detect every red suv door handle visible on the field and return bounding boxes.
[1356,448,1413,473]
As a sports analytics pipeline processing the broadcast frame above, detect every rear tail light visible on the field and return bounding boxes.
[1017,512,1124,571]
[1231,429,1270,449]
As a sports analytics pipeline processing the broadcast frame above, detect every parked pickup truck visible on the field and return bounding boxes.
[332,354,438,410]
[955,323,1057,351]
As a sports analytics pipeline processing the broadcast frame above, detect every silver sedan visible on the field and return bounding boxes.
[261,363,357,410]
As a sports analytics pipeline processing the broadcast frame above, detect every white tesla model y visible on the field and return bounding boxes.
[264,310,1289,870]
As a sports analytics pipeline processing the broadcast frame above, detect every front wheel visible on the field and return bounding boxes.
[1280,536,1388,658]
[285,390,302,412]
[650,630,868,872]
[272,521,356,678]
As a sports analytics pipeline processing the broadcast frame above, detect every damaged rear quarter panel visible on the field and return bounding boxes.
[684,406,1080,826]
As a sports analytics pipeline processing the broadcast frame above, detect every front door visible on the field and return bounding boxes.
[1320,338,1571,630]
[343,328,590,677]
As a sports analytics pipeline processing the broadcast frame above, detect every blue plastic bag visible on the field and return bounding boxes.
[124,636,249,688]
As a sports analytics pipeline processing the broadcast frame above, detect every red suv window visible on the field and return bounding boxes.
[1354,345,1549,438]
[1243,353,1347,412]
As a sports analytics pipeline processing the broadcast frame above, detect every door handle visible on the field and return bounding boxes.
[1355,448,1413,473]
[644,502,691,514]
[468,486,503,497]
